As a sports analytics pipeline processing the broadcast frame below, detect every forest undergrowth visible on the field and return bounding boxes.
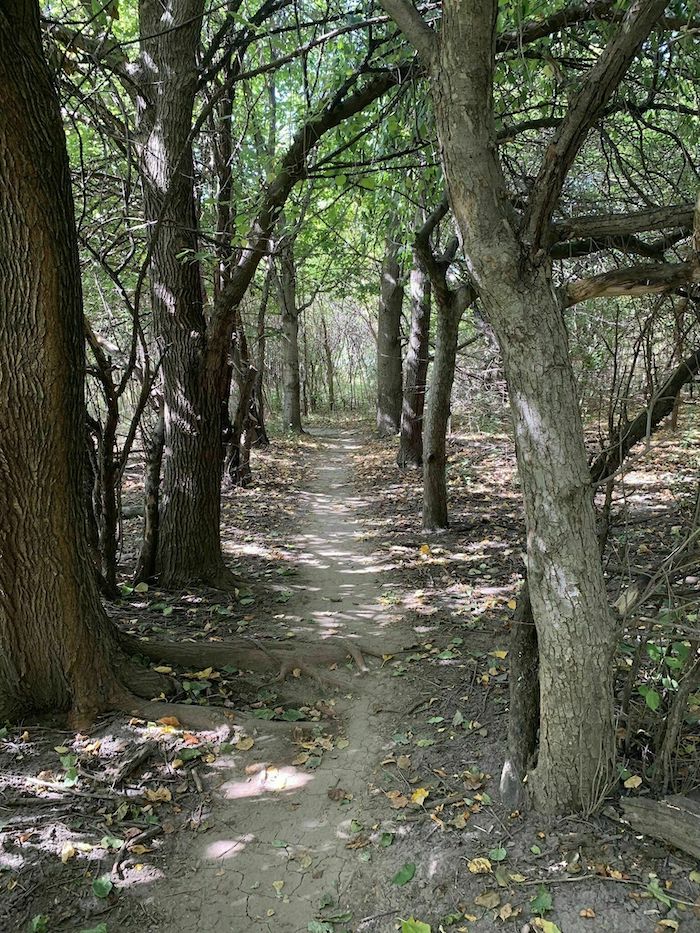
[1,420,700,933]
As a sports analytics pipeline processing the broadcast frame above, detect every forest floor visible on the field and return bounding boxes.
[2,421,700,933]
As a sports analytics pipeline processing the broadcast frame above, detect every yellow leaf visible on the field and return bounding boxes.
[467,857,492,874]
[579,908,596,919]
[172,758,184,769]
[411,787,429,805]
[74,842,93,853]
[507,600,517,610]
[191,667,214,680]
[236,736,255,751]
[129,844,152,855]
[623,775,642,789]
[272,880,284,895]
[145,786,172,803]
[153,666,173,674]
[657,923,679,931]
[419,543,431,556]
[533,920,562,933]
[489,649,508,660]
[60,842,76,863]
[509,873,526,882]
[292,753,309,765]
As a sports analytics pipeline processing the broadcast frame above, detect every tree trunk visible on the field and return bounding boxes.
[398,250,431,467]
[274,231,303,432]
[423,299,460,529]
[134,402,165,583]
[137,0,230,588]
[0,0,134,723]
[321,315,335,412]
[376,230,404,436]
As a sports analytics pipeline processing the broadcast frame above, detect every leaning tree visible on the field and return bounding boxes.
[381,0,699,813]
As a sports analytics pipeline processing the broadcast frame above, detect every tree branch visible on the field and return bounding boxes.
[525,0,669,250]
[377,0,437,65]
[564,261,700,307]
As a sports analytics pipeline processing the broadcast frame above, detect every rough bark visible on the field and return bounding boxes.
[274,226,303,432]
[134,402,165,583]
[379,0,672,813]
[376,229,404,436]
[621,796,700,860]
[398,250,431,468]
[422,299,460,529]
[137,0,231,588]
[321,315,335,412]
[0,0,135,723]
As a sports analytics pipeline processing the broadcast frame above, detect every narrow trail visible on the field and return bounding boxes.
[154,430,412,932]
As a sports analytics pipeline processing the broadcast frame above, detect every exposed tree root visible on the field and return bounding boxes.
[120,631,384,680]
[124,700,313,737]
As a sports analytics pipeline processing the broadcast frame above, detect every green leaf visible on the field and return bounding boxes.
[179,747,202,761]
[530,844,542,855]
[281,708,305,721]
[639,686,661,711]
[401,920,431,933]
[29,917,49,933]
[307,923,334,933]
[647,875,672,907]
[392,862,416,885]
[253,708,275,720]
[489,846,507,862]
[79,926,108,933]
[380,832,394,847]
[134,582,149,593]
[92,876,113,899]
[350,819,363,833]
[529,885,553,915]
[99,835,123,850]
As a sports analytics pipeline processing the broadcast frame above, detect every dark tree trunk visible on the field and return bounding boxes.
[423,299,461,529]
[376,230,404,436]
[0,0,134,723]
[321,315,335,412]
[398,250,431,467]
[274,230,303,432]
[134,402,165,583]
[137,0,230,588]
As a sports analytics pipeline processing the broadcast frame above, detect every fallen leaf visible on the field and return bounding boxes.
[157,716,181,727]
[624,775,642,789]
[579,908,596,919]
[474,890,500,908]
[411,787,430,805]
[145,786,172,803]
[236,736,255,751]
[392,862,416,885]
[60,842,76,863]
[467,857,492,874]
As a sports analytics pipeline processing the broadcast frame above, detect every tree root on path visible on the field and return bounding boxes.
[119,631,384,683]
[120,699,314,737]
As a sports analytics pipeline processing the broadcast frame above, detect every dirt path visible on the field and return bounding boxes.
[152,430,413,932]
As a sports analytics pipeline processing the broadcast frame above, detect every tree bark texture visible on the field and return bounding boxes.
[137,0,229,588]
[376,231,404,436]
[398,251,431,467]
[274,229,303,432]
[422,299,460,530]
[0,0,131,722]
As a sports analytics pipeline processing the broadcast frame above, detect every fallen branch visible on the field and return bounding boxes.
[621,795,700,860]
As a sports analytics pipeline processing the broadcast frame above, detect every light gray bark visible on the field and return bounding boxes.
[398,250,431,468]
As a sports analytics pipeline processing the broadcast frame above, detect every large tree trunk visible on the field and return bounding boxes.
[430,0,615,814]
[376,230,404,436]
[0,0,134,723]
[398,250,431,467]
[423,299,461,529]
[137,0,230,588]
[274,230,303,432]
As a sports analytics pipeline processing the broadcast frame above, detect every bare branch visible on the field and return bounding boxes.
[564,261,700,307]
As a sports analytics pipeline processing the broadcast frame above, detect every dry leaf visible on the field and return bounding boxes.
[236,736,255,751]
[60,842,76,863]
[467,857,492,874]
[474,890,500,908]
[157,716,181,727]
[624,775,642,789]
[579,908,596,919]
[145,786,172,803]
[411,787,430,805]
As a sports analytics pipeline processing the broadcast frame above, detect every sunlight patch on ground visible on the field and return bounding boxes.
[219,764,314,800]
[204,833,255,861]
